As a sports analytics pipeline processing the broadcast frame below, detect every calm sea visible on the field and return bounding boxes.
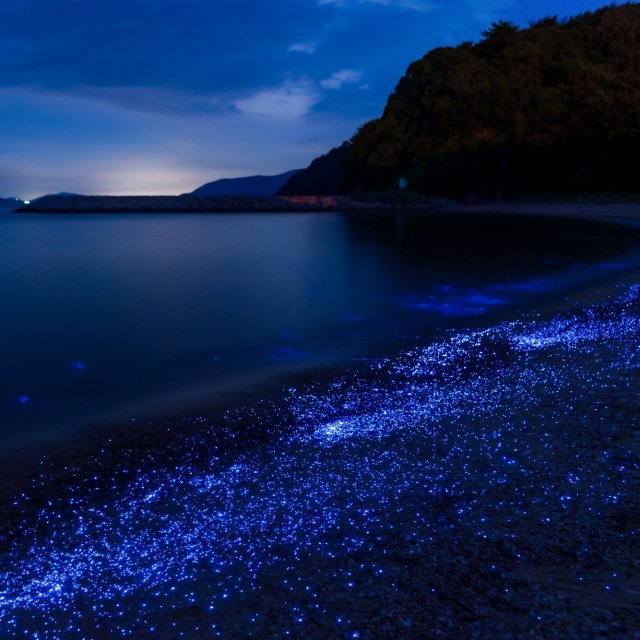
[1,210,639,452]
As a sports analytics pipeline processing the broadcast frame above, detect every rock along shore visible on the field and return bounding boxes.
[17,194,442,213]
[14,194,640,227]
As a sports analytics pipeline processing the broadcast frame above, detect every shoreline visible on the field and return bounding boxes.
[3,203,640,491]
[2,206,640,638]
[2,252,636,490]
[12,193,640,226]
[2,203,639,495]
[1,287,639,638]
[0,358,348,477]
[15,194,432,213]
[447,199,640,227]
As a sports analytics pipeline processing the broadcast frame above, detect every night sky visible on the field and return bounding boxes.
[0,0,609,198]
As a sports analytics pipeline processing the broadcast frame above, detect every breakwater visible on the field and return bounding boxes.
[18,194,441,213]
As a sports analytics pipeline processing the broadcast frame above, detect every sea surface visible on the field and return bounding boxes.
[1,210,639,452]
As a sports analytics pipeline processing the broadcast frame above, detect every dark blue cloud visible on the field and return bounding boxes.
[0,0,608,108]
[0,1,311,91]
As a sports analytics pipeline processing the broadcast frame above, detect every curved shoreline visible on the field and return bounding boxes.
[446,200,640,227]
[13,193,640,225]
[16,194,435,213]
[1,288,639,638]
[2,207,640,638]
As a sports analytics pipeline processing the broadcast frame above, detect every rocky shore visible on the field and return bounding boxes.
[13,194,640,229]
[16,194,443,213]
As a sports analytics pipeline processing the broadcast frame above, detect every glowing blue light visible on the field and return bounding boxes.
[1,286,638,638]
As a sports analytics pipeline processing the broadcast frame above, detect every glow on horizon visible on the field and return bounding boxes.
[0,86,358,199]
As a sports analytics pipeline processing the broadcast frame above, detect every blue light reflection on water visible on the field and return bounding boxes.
[0,211,638,449]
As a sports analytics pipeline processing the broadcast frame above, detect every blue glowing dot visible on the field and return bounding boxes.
[18,395,31,405]
[71,361,86,371]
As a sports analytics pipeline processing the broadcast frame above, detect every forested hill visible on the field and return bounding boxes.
[341,3,640,199]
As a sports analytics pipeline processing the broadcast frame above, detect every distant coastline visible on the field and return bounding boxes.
[14,193,640,226]
[15,193,445,213]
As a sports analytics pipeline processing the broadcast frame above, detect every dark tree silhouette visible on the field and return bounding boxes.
[342,3,640,199]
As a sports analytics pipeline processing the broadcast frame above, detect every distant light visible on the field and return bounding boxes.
[71,361,86,371]
[23,200,31,205]
[18,396,31,405]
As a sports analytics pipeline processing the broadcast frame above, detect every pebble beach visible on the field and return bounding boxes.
[1,285,639,639]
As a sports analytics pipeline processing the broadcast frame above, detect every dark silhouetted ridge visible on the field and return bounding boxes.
[190,170,300,196]
[277,143,351,195]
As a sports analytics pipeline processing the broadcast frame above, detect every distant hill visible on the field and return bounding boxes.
[34,192,82,200]
[0,197,22,211]
[189,170,300,196]
[297,3,640,199]
[277,143,351,196]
